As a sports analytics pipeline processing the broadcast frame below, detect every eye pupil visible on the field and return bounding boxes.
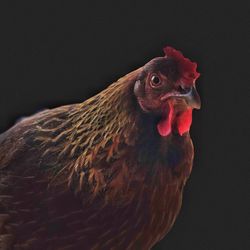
[151,75,160,84]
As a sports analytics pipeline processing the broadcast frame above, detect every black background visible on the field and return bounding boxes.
[3,1,249,250]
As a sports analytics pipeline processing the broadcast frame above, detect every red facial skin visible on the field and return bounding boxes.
[163,46,200,85]
[157,100,174,137]
[157,101,193,137]
[156,46,200,137]
[176,108,193,136]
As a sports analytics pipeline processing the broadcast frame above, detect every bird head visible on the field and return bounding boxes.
[134,46,200,137]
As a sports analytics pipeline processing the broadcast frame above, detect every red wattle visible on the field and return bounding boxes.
[157,102,174,137]
[176,108,193,136]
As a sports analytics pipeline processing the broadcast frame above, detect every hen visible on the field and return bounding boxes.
[0,46,200,250]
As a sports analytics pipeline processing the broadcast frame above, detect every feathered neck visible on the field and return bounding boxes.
[31,68,191,196]
[34,68,142,173]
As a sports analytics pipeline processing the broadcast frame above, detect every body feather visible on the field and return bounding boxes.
[0,67,195,249]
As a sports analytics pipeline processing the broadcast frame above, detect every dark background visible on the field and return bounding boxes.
[3,1,249,250]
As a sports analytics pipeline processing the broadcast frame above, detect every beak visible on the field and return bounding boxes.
[160,86,201,109]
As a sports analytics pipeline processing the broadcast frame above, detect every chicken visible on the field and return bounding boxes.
[0,46,200,250]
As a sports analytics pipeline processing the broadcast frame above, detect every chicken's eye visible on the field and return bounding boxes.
[150,74,162,88]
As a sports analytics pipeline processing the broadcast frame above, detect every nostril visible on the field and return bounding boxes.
[177,85,191,94]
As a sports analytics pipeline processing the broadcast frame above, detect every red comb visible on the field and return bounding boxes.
[163,46,200,85]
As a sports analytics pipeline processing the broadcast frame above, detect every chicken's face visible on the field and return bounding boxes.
[134,47,201,137]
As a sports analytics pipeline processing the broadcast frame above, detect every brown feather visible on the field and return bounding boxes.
[0,67,194,249]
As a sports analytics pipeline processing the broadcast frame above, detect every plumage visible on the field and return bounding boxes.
[0,46,200,249]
